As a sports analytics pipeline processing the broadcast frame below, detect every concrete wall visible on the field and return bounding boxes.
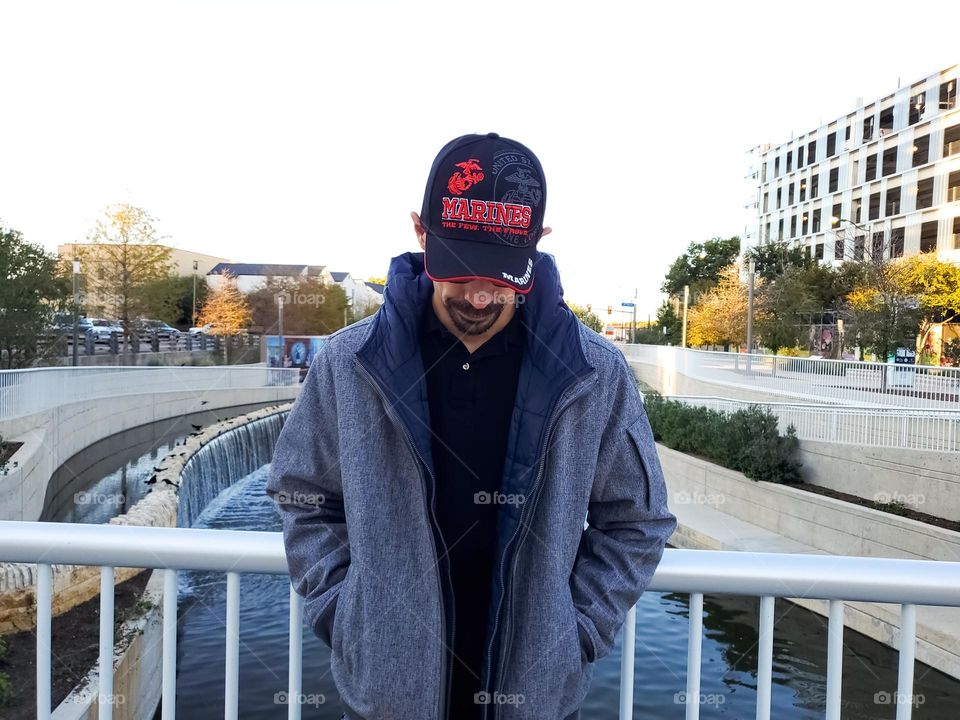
[630,358,796,404]
[0,385,299,523]
[659,443,960,680]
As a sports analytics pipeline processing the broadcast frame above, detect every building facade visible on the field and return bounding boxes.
[58,243,231,279]
[747,65,960,265]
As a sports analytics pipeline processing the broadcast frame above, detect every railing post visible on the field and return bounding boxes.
[618,604,637,720]
[36,563,52,720]
[225,572,240,720]
[163,569,178,720]
[896,603,917,720]
[756,596,774,720]
[826,600,844,720]
[288,584,304,720]
[99,566,115,720]
[685,593,704,720]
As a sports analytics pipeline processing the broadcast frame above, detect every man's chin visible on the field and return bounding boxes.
[450,309,499,335]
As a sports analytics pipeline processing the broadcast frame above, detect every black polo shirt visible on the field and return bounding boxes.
[419,296,524,720]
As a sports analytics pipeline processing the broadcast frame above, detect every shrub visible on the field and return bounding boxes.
[644,392,801,484]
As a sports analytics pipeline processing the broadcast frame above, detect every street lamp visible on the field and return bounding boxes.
[681,285,690,348]
[191,260,199,327]
[746,257,755,354]
[831,216,872,262]
[72,257,81,366]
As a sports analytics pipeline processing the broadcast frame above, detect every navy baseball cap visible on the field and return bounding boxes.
[419,132,546,294]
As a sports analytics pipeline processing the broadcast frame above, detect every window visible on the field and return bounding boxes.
[763,192,769,213]
[790,215,797,238]
[944,125,960,158]
[852,195,863,223]
[913,135,930,167]
[909,92,925,124]
[799,179,807,202]
[834,236,844,261]
[845,123,851,141]
[949,171,960,203]
[827,132,837,157]
[879,107,894,135]
[778,218,784,240]
[798,146,805,167]
[920,220,938,252]
[762,163,767,182]
[863,115,875,142]
[812,208,822,233]
[882,147,897,176]
[788,182,795,205]
[776,187,782,209]
[775,156,781,176]
[786,151,793,173]
[917,177,934,209]
[941,79,957,110]
[802,213,809,235]
[885,187,901,216]
[854,235,865,261]
[807,139,816,164]
[890,228,905,258]
[811,174,819,198]
[832,203,841,228]
[865,153,878,181]
[954,217,960,249]
[815,243,824,260]
[869,191,881,220]
[872,232,885,262]
[829,167,839,192]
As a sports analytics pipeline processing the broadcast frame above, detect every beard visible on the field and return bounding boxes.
[444,296,505,335]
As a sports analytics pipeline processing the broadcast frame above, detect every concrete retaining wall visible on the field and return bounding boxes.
[0,385,299,523]
[659,443,960,680]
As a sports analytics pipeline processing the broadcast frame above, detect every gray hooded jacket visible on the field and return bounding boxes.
[266,250,677,719]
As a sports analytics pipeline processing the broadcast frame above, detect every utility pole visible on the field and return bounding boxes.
[631,288,637,343]
[681,285,690,348]
[746,257,755,372]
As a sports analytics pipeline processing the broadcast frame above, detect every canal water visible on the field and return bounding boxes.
[169,466,960,719]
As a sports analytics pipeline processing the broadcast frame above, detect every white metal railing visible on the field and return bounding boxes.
[664,395,960,453]
[0,366,300,421]
[624,344,960,410]
[4,522,959,720]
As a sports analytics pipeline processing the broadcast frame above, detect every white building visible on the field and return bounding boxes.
[746,65,960,264]
[329,271,384,311]
[206,263,333,293]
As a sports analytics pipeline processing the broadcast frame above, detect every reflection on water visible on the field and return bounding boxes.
[171,468,960,719]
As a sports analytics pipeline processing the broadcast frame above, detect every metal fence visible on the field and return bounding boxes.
[0,366,300,421]
[664,395,960,453]
[3,521,958,720]
[623,345,960,410]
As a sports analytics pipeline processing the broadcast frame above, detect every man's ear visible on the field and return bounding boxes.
[541,226,553,238]
[411,211,426,250]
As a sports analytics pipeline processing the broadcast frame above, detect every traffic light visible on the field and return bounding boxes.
[607,305,612,316]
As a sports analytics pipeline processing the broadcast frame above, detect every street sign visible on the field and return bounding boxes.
[621,302,635,307]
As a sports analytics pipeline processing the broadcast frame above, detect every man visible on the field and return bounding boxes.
[266,133,677,720]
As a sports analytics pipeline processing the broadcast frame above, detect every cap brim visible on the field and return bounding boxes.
[423,231,537,294]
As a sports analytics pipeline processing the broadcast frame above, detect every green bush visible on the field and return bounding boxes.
[644,392,801,484]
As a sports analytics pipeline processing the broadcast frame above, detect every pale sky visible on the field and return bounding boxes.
[1,1,956,318]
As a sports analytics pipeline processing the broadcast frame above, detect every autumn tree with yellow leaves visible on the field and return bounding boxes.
[196,272,252,336]
[686,265,753,350]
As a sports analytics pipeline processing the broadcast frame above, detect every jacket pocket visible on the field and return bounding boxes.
[331,566,358,675]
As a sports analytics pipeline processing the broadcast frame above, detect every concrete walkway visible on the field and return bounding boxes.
[668,496,960,682]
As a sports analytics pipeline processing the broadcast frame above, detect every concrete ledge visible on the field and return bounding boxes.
[660,443,960,680]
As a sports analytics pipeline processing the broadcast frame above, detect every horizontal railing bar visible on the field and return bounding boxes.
[663,395,960,416]
[6,522,960,605]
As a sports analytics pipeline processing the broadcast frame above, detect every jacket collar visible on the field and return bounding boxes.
[354,250,593,475]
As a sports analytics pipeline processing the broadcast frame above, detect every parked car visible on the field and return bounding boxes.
[138,319,182,341]
[87,318,124,343]
[47,314,94,340]
[189,323,216,336]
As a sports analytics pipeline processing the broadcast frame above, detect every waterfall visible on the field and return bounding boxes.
[177,411,288,527]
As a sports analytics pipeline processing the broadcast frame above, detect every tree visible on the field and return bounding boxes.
[568,303,603,333]
[661,236,741,299]
[197,272,252,336]
[246,276,350,336]
[366,276,387,286]
[893,253,960,353]
[0,225,69,368]
[744,239,812,281]
[845,263,921,363]
[81,204,174,349]
[686,265,750,349]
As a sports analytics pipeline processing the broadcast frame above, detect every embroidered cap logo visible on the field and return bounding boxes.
[447,159,484,196]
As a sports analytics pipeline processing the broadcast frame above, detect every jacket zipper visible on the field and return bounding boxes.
[354,359,454,720]
[481,372,594,720]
